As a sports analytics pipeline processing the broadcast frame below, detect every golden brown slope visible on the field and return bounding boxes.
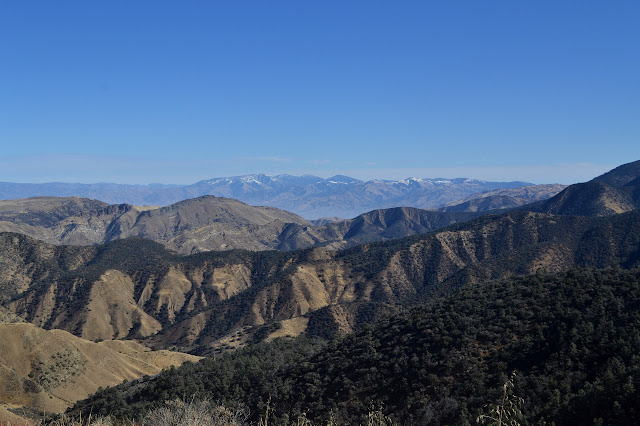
[0,323,199,422]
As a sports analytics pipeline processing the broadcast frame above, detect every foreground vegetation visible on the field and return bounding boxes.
[65,267,640,425]
[31,398,393,426]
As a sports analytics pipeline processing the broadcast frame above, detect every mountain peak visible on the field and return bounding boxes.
[591,160,640,187]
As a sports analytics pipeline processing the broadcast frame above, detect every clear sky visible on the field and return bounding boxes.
[1,1,638,184]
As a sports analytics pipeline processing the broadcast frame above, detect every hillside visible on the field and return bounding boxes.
[276,207,484,251]
[117,196,312,253]
[0,322,199,420]
[592,160,640,187]
[3,204,640,353]
[69,267,640,425]
[530,160,640,217]
[0,306,24,324]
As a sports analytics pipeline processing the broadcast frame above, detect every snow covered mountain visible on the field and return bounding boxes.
[185,174,530,218]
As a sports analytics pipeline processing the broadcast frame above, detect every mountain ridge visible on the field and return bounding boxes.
[4,206,639,354]
[528,160,640,216]
[0,196,487,254]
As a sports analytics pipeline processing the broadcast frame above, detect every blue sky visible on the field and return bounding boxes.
[1,1,638,184]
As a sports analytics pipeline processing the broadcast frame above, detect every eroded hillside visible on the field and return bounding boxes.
[3,207,640,354]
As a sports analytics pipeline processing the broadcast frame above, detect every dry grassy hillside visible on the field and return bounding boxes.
[0,322,200,423]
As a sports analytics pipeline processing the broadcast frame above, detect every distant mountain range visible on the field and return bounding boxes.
[0,174,543,218]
